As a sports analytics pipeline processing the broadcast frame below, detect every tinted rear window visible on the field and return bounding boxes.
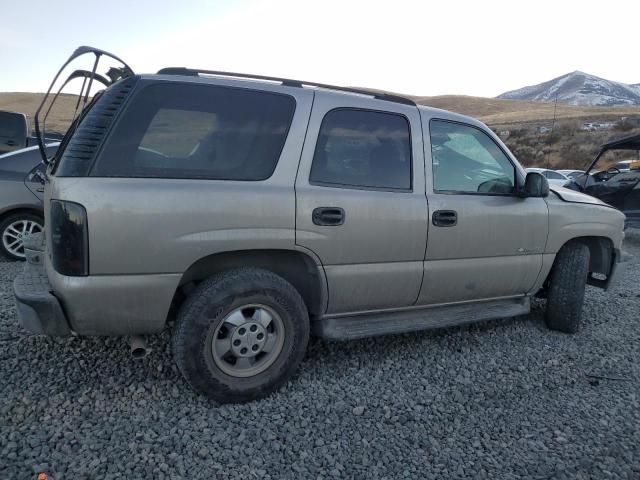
[309,109,411,190]
[91,83,296,180]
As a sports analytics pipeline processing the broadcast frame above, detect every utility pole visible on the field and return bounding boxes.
[545,92,559,169]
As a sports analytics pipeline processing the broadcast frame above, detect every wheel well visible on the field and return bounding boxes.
[0,207,43,225]
[174,249,325,319]
[545,236,615,289]
[568,236,614,275]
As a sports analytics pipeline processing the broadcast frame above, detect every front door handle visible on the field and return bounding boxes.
[6,140,16,146]
[312,207,345,226]
[432,210,457,227]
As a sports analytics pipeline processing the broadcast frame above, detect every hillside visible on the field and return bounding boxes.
[414,95,640,124]
[3,90,640,130]
[498,71,640,107]
[0,92,82,133]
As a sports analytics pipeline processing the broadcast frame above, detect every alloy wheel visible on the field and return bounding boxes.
[1,219,43,259]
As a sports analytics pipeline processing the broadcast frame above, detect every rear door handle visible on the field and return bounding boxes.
[432,210,457,227]
[5,140,16,146]
[312,207,345,226]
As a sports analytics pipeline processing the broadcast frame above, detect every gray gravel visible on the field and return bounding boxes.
[1,237,639,480]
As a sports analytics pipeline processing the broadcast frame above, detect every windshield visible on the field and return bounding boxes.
[35,46,133,166]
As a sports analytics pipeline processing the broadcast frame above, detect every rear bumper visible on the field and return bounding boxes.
[13,263,71,336]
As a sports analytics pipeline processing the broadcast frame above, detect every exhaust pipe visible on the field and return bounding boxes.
[128,335,149,359]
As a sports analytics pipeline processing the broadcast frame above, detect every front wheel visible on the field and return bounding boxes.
[545,242,590,333]
[172,268,310,403]
[0,213,44,261]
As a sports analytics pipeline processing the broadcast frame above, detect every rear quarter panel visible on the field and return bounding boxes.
[43,85,314,334]
[46,86,315,276]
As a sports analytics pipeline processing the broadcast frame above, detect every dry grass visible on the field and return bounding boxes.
[0,92,83,134]
[415,95,640,124]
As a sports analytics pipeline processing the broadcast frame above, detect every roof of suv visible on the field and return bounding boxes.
[154,67,417,106]
[142,69,484,129]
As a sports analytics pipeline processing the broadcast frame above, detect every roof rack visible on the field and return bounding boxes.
[156,67,416,106]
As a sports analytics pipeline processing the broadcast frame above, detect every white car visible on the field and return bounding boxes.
[557,169,585,180]
[525,168,570,187]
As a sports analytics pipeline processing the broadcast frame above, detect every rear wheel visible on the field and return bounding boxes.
[545,242,590,333]
[172,268,309,403]
[0,213,43,261]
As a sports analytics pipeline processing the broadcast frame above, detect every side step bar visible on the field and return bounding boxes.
[314,297,530,340]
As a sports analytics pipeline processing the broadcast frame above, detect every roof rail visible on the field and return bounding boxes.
[156,67,416,106]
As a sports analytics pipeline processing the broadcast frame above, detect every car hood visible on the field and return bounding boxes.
[549,185,611,207]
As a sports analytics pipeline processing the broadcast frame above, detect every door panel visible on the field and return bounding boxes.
[297,187,427,313]
[419,194,548,304]
[323,262,423,313]
[295,92,427,314]
[419,113,548,305]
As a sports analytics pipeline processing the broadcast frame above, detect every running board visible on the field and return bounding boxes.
[314,297,530,340]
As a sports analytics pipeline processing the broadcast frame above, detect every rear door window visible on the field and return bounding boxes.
[92,83,296,180]
[309,109,411,191]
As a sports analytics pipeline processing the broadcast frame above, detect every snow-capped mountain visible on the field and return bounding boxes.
[498,72,640,106]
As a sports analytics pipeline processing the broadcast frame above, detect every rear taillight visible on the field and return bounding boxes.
[50,200,88,276]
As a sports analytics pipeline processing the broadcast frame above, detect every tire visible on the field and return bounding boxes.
[545,242,590,333]
[172,267,310,403]
[0,213,44,261]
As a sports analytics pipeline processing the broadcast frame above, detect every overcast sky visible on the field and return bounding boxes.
[1,0,638,97]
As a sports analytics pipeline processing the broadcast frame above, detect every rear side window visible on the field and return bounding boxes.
[92,83,296,180]
[310,109,411,190]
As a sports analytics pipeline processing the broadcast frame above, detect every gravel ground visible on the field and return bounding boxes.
[1,235,639,480]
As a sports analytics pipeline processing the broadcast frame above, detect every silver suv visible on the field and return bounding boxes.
[14,48,626,402]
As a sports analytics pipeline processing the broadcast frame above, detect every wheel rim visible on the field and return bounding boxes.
[211,304,285,378]
[2,219,42,258]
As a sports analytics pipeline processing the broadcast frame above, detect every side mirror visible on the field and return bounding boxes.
[522,172,549,198]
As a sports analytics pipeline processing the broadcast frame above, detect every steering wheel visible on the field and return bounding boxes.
[606,167,621,175]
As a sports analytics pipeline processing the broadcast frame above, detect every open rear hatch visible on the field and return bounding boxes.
[34,46,134,170]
